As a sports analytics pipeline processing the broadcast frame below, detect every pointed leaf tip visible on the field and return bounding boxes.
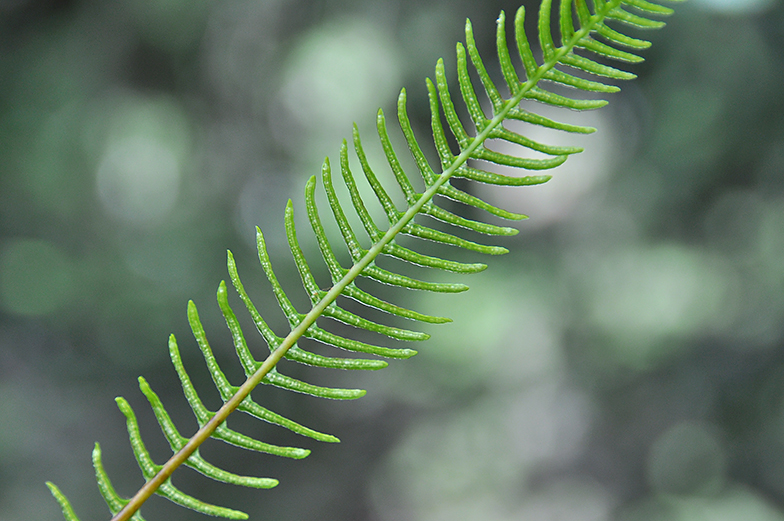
[47,482,82,521]
[292,448,311,459]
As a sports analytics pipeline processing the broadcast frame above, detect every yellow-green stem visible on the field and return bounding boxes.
[108,3,615,519]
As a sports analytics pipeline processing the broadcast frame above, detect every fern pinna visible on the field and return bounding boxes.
[47,1,681,519]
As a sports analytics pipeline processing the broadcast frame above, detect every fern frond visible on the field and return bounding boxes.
[47,1,682,519]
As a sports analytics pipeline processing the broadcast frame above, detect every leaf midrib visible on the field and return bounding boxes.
[110,2,619,520]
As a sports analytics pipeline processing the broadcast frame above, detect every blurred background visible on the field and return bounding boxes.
[1,0,783,520]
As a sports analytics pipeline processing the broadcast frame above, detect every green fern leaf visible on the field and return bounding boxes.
[47,1,683,519]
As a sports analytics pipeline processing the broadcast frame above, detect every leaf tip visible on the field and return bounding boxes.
[430,315,453,324]
[292,448,312,459]
[46,482,82,521]
[508,211,529,221]
[400,348,418,358]
[469,263,489,273]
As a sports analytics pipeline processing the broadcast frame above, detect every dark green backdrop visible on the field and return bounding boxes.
[1,0,783,520]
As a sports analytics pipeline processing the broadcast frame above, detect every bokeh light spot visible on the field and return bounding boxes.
[647,421,726,496]
[86,93,192,228]
[476,104,617,228]
[585,245,730,368]
[692,0,775,14]
[96,136,181,227]
[277,17,401,153]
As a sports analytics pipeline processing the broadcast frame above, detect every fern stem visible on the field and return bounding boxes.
[109,2,621,520]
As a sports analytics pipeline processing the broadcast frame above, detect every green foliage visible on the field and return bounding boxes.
[46,1,681,519]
